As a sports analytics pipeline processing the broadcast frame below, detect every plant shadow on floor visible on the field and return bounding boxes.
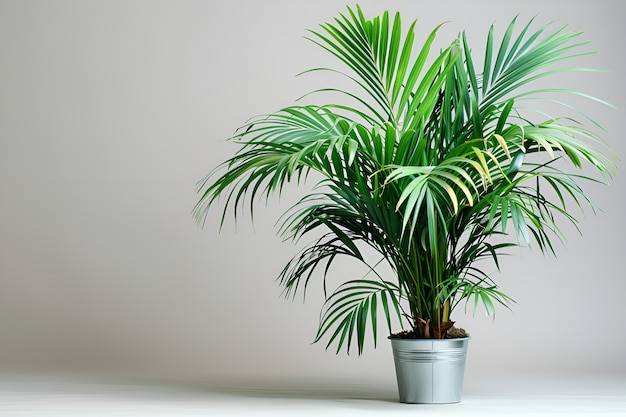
[176,378,400,404]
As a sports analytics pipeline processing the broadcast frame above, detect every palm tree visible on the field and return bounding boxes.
[195,6,615,354]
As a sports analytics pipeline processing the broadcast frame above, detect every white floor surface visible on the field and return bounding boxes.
[1,374,625,416]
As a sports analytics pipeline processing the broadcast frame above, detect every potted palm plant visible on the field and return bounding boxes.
[194,6,615,404]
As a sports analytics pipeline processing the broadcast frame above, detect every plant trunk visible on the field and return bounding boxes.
[414,316,455,339]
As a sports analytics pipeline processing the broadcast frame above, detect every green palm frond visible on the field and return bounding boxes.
[305,6,460,130]
[195,6,616,355]
[315,279,403,354]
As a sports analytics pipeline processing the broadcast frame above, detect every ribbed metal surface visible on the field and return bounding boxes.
[389,337,470,404]
[392,347,467,363]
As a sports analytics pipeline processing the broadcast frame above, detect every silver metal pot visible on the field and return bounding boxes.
[389,337,470,404]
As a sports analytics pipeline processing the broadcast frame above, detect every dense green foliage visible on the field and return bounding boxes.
[195,6,615,354]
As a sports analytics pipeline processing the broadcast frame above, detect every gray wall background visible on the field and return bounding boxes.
[1,0,624,385]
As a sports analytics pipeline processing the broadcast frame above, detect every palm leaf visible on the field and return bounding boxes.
[315,279,402,354]
[196,6,615,351]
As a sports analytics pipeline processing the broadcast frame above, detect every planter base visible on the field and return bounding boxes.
[389,337,470,404]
